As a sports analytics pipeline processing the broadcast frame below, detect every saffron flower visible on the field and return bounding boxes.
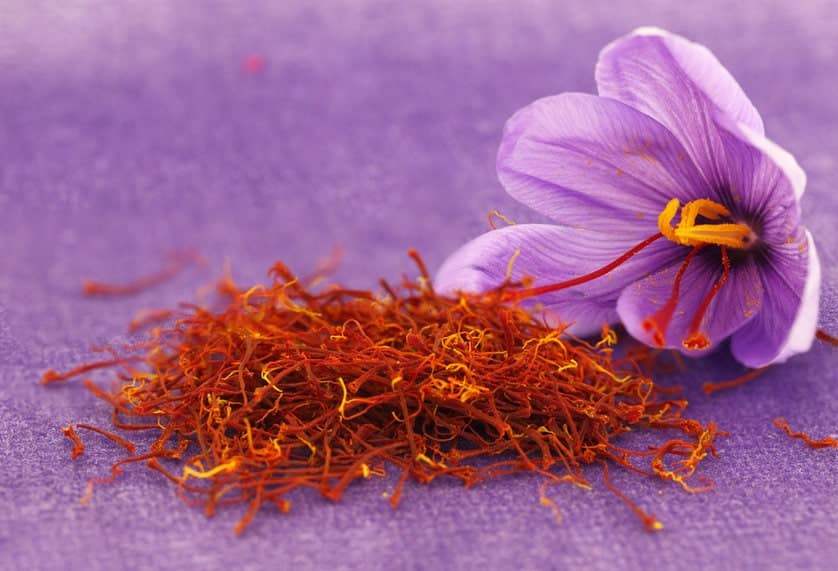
[435,28,820,368]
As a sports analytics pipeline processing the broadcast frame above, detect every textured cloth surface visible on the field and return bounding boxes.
[1,2,836,570]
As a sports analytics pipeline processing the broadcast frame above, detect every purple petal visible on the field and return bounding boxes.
[435,224,681,337]
[497,92,707,231]
[731,231,820,367]
[712,115,805,233]
[596,28,765,190]
[617,248,765,355]
[716,116,805,202]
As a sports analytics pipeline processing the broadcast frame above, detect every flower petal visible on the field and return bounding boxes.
[435,224,681,337]
[712,114,806,223]
[596,28,765,189]
[497,92,707,231]
[718,117,806,202]
[617,248,765,355]
[731,231,820,367]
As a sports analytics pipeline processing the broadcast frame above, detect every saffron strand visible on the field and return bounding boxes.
[773,418,838,449]
[62,426,85,459]
[601,461,663,532]
[703,367,768,395]
[642,245,703,347]
[76,424,137,454]
[82,250,203,297]
[41,358,140,384]
[682,246,731,350]
[504,232,664,302]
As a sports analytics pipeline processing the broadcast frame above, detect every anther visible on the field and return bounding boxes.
[657,198,752,250]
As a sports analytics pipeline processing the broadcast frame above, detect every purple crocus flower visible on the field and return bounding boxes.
[435,28,820,368]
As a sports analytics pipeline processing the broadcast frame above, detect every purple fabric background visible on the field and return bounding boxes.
[1,2,836,570]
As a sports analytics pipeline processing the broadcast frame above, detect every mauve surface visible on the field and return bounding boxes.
[1,2,836,570]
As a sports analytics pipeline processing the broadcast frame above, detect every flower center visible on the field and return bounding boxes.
[643,198,748,351]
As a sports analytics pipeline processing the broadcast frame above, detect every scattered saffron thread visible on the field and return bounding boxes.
[702,367,768,395]
[129,308,175,332]
[772,418,838,449]
[47,252,721,534]
[62,425,85,459]
[601,461,663,532]
[82,250,203,297]
[76,424,137,454]
[42,358,141,385]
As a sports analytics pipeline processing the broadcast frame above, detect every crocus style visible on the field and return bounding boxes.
[435,27,820,368]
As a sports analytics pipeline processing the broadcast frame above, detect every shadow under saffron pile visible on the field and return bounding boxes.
[45,252,722,533]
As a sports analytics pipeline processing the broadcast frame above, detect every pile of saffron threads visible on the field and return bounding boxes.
[44,251,725,534]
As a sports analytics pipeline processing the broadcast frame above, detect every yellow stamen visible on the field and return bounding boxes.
[657,198,751,249]
[675,223,751,249]
[657,198,680,242]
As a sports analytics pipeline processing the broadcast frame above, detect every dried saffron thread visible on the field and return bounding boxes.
[129,308,176,332]
[772,418,838,450]
[702,367,768,395]
[46,252,721,534]
[601,461,663,532]
[62,425,85,459]
[76,424,137,454]
[81,250,203,297]
[42,358,142,385]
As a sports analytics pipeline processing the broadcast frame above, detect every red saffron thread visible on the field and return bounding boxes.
[773,418,838,449]
[41,358,141,385]
[504,233,664,302]
[82,250,202,297]
[703,367,768,395]
[47,252,721,534]
[642,245,703,347]
[129,309,176,332]
[76,424,137,455]
[683,246,730,350]
[62,425,85,459]
[601,461,663,532]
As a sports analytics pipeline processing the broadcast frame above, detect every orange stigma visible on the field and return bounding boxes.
[682,246,731,350]
[641,245,703,347]
[503,232,664,303]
